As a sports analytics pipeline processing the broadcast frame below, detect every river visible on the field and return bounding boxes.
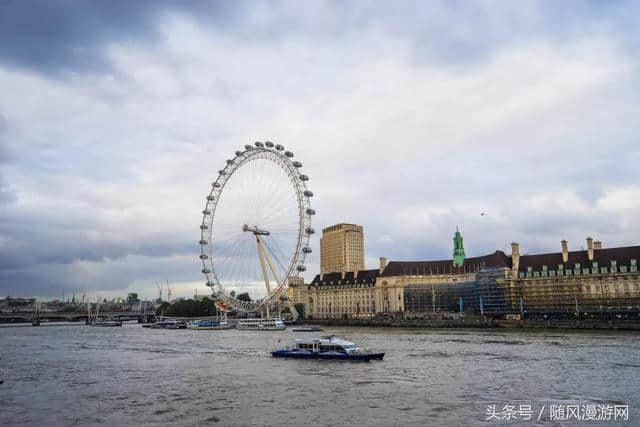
[0,324,638,426]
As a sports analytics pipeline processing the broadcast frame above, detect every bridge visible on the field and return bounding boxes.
[0,311,155,323]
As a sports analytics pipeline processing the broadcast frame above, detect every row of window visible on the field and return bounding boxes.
[584,283,640,293]
[520,265,638,278]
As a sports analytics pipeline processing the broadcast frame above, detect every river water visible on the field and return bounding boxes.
[0,324,638,426]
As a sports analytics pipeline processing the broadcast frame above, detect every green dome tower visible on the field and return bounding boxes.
[452,227,466,268]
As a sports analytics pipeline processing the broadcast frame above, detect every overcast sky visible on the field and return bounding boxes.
[1,1,639,300]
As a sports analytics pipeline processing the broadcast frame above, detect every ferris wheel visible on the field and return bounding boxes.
[199,141,315,318]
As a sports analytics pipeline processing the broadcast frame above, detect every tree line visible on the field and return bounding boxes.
[155,292,251,317]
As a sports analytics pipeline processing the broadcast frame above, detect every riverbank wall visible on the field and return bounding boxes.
[303,317,640,331]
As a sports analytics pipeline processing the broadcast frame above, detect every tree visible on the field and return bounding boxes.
[156,301,171,316]
[229,290,236,297]
[294,303,306,319]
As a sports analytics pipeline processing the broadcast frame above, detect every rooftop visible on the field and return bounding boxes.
[380,251,510,277]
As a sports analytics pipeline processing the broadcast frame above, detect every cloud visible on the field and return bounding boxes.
[0,2,639,299]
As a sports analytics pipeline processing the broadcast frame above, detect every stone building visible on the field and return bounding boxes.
[292,224,640,319]
[320,223,365,275]
[306,269,379,319]
[375,251,510,315]
[507,238,640,316]
[376,236,640,318]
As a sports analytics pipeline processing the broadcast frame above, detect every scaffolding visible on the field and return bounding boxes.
[404,268,640,318]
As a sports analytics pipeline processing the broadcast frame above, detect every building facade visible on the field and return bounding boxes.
[506,239,640,317]
[320,223,365,275]
[376,237,640,318]
[375,252,510,315]
[294,224,640,319]
[307,269,378,319]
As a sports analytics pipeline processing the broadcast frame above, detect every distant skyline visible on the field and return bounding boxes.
[1,1,639,299]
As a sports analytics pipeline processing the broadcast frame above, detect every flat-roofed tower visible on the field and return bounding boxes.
[320,223,365,275]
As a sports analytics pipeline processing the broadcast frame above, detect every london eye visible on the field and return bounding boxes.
[199,141,314,319]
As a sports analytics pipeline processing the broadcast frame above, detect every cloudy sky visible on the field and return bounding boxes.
[1,1,639,300]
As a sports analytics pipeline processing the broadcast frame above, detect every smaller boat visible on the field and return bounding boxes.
[292,326,323,332]
[164,321,187,329]
[187,319,232,330]
[149,317,186,329]
[272,336,384,361]
[150,316,187,329]
[237,318,286,330]
[90,319,123,327]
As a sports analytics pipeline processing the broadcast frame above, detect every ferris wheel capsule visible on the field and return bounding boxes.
[226,159,234,165]
[275,144,284,151]
[296,265,307,272]
[284,151,294,157]
[235,151,242,156]
[292,161,302,168]
[299,174,308,181]
[306,208,315,215]
[207,195,215,201]
[254,141,264,147]
[265,141,274,148]
[303,190,313,197]
[202,209,211,215]
[244,144,252,150]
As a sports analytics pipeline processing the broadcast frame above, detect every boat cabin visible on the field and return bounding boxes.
[294,336,359,353]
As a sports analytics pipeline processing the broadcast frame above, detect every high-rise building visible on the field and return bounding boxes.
[320,223,365,275]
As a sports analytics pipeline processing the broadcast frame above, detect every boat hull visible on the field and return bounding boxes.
[238,326,286,330]
[90,321,122,327]
[292,327,323,332]
[271,350,384,361]
[187,325,233,330]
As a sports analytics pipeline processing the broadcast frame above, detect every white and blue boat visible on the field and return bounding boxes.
[187,319,232,330]
[272,336,384,361]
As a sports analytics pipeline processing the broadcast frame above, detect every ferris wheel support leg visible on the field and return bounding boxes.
[255,235,272,296]
[258,238,299,321]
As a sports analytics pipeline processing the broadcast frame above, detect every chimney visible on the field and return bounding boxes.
[379,257,387,274]
[587,237,594,261]
[561,240,568,263]
[511,242,520,273]
[594,241,602,250]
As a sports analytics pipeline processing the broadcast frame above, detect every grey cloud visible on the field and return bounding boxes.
[0,0,241,74]
[2,1,639,76]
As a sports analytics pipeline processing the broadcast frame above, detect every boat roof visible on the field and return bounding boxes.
[294,336,355,346]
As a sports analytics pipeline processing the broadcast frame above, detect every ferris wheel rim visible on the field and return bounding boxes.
[198,142,314,312]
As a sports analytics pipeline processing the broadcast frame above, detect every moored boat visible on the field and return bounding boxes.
[148,316,186,329]
[187,319,232,330]
[272,336,384,361]
[237,318,285,330]
[90,319,122,327]
[292,326,323,332]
